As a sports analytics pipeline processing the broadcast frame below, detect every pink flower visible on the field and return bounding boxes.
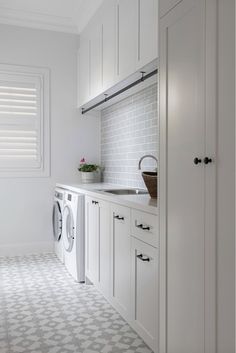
[80,157,86,164]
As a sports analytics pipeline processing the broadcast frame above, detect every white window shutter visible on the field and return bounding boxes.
[0,65,50,177]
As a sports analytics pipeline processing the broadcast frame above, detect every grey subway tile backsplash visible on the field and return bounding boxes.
[101,84,158,189]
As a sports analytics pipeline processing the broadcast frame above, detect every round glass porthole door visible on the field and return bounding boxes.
[62,205,74,253]
[52,201,62,241]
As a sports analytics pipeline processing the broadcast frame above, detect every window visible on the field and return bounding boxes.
[0,64,50,177]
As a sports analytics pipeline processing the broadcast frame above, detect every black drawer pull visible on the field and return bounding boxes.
[92,200,99,205]
[114,215,124,221]
[136,223,150,231]
[137,254,150,262]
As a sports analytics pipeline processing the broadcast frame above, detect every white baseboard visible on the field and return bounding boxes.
[0,241,54,257]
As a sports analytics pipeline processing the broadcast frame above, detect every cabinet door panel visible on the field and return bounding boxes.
[137,0,158,69]
[160,1,205,352]
[116,0,136,80]
[85,197,99,284]
[78,32,90,106]
[111,204,131,320]
[98,200,111,299]
[89,16,103,99]
[131,237,158,352]
[101,0,116,91]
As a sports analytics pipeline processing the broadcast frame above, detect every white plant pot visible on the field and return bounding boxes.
[80,171,101,184]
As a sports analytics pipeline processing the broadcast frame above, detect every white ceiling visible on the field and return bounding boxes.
[0,0,104,34]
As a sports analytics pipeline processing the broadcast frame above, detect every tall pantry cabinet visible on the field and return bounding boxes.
[159,0,217,353]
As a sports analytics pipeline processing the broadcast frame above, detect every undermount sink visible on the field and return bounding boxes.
[101,189,148,195]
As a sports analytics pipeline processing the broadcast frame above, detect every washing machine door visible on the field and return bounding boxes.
[62,205,74,253]
[52,201,62,241]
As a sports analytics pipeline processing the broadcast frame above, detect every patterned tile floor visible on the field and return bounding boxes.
[0,253,153,353]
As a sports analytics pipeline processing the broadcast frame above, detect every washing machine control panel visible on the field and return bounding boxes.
[55,191,63,200]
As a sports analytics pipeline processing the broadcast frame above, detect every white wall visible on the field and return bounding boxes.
[0,24,100,256]
[217,1,235,351]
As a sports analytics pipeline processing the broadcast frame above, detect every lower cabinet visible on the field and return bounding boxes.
[85,196,158,352]
[97,199,111,299]
[110,204,131,321]
[85,196,110,298]
[131,237,158,352]
[85,196,99,285]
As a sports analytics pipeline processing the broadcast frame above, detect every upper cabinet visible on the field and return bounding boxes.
[137,0,158,70]
[116,0,158,78]
[78,11,103,106]
[101,0,116,91]
[88,14,103,100]
[77,28,90,107]
[116,0,136,81]
[77,0,158,108]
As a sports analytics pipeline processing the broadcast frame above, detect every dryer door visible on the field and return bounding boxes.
[62,205,75,253]
[52,201,62,241]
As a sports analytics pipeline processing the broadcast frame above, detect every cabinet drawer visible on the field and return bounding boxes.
[131,209,157,247]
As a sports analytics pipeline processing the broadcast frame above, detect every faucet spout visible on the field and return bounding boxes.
[138,155,158,170]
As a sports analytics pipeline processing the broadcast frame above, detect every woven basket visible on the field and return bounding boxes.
[142,171,157,199]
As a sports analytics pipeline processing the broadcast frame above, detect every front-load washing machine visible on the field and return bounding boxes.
[62,191,85,282]
[52,188,64,263]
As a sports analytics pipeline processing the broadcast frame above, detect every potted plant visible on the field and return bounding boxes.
[78,158,101,184]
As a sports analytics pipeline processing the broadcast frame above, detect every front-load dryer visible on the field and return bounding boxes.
[52,188,65,263]
[62,191,85,282]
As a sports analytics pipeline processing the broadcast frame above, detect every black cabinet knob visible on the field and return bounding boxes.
[194,157,202,165]
[204,157,212,164]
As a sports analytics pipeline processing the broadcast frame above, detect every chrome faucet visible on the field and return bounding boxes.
[138,155,158,170]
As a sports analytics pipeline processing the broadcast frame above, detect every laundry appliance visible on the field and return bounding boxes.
[52,188,64,263]
[62,191,85,282]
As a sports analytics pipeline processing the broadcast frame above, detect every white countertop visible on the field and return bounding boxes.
[56,182,158,215]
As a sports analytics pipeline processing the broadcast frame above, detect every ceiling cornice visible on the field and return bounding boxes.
[0,7,78,34]
[75,0,104,33]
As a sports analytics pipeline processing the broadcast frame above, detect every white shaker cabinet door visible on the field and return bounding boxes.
[78,31,90,107]
[100,0,116,91]
[116,0,136,81]
[85,196,99,285]
[89,15,103,100]
[159,0,208,352]
[160,0,217,352]
[111,204,131,321]
[97,199,111,299]
[131,237,158,352]
[136,0,158,70]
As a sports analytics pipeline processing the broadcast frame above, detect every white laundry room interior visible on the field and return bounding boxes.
[0,1,235,353]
